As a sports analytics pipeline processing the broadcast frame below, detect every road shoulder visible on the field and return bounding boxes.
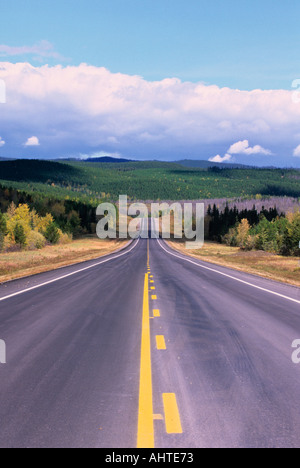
[166,239,300,289]
[0,237,129,284]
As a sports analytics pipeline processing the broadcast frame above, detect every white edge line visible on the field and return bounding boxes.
[157,238,300,305]
[0,238,140,302]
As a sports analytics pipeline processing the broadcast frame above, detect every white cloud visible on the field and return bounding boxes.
[0,41,64,61]
[0,137,5,147]
[0,63,299,161]
[24,136,40,147]
[209,140,272,164]
[293,145,300,157]
[228,140,272,155]
[209,154,232,163]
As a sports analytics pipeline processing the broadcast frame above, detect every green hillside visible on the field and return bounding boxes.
[0,159,300,202]
[175,159,252,169]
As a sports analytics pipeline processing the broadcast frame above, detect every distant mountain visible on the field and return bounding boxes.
[175,159,253,169]
[57,156,135,164]
[84,156,135,163]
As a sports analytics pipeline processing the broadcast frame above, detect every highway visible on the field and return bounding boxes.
[0,222,300,448]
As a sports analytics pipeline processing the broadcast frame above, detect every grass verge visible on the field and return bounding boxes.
[167,240,300,288]
[0,237,128,283]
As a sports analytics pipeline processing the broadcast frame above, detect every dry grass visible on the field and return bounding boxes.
[167,240,300,287]
[0,237,128,283]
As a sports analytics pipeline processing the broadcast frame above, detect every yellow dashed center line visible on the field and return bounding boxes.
[137,236,183,446]
[156,335,167,350]
[137,273,154,448]
[162,393,183,434]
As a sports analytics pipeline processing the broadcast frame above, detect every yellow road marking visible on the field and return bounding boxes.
[156,335,166,350]
[151,295,157,300]
[153,309,160,317]
[151,286,155,290]
[162,393,183,434]
[137,273,154,448]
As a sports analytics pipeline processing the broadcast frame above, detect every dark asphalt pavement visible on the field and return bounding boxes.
[0,231,300,448]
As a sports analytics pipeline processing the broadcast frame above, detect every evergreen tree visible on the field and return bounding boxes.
[0,212,6,236]
[45,222,60,245]
[0,212,7,251]
[14,223,26,249]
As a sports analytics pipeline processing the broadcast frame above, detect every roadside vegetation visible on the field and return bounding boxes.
[165,202,300,285]
[0,185,99,238]
[0,203,71,252]
[207,204,300,256]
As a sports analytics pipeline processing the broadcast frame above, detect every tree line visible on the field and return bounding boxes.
[0,185,98,238]
[0,203,69,251]
[206,204,300,256]
[0,184,299,256]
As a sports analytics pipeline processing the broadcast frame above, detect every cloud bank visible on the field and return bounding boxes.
[0,62,300,164]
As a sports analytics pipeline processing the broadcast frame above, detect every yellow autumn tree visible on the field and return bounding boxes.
[236,218,251,249]
[6,204,31,239]
[35,213,54,235]
[5,203,57,249]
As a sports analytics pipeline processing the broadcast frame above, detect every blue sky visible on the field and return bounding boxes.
[1,1,300,166]
[1,0,299,89]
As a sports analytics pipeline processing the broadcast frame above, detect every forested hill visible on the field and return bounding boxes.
[175,159,253,169]
[0,159,300,201]
[60,156,135,163]
[0,159,82,184]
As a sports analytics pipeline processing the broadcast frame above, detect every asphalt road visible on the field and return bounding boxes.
[0,225,300,448]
